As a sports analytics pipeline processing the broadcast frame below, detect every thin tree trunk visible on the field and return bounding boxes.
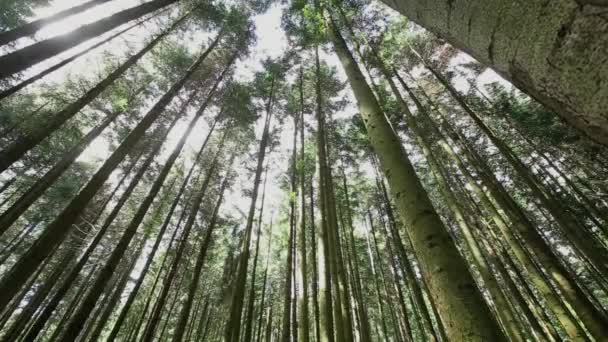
[225,74,275,342]
[244,168,269,342]
[171,171,230,342]
[296,66,310,342]
[281,111,298,342]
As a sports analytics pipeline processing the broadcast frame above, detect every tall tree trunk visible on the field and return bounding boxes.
[225,74,275,342]
[0,0,113,46]
[105,111,219,342]
[86,237,147,341]
[324,10,502,341]
[0,41,214,310]
[313,44,335,342]
[281,111,298,342]
[244,168,269,342]
[171,171,230,342]
[378,0,608,146]
[256,220,274,342]
[0,0,179,79]
[296,66,310,342]
[361,47,526,339]
[0,9,193,173]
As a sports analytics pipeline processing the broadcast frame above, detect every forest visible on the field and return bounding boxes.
[0,0,607,341]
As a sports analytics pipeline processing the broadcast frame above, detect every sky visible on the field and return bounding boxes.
[7,0,512,235]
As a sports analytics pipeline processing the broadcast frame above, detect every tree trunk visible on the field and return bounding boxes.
[105,110,219,342]
[244,168,269,342]
[296,66,310,342]
[224,74,275,342]
[171,172,230,342]
[141,133,227,342]
[0,41,213,310]
[379,0,608,145]
[0,8,192,173]
[0,0,179,79]
[280,111,298,342]
[325,10,502,341]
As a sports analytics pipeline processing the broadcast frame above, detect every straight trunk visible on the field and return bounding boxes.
[325,11,502,341]
[244,168,269,342]
[171,173,230,342]
[224,75,275,342]
[379,0,608,146]
[296,66,310,342]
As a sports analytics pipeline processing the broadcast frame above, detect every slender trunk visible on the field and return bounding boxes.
[225,75,275,342]
[171,173,230,342]
[256,221,273,342]
[141,132,227,342]
[281,112,298,342]
[0,9,192,173]
[314,44,335,342]
[296,66,310,342]
[0,41,213,310]
[0,0,179,78]
[86,238,146,341]
[325,11,502,341]
[105,112,218,342]
[244,168,269,342]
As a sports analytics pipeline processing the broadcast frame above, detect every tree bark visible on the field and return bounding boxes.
[379,0,608,146]
[325,10,503,341]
